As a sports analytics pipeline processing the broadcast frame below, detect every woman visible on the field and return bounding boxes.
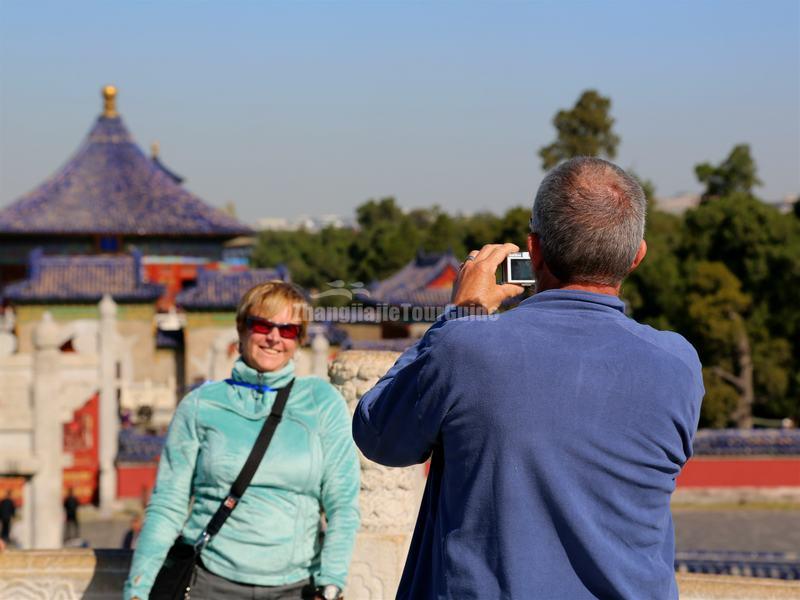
[124,281,360,600]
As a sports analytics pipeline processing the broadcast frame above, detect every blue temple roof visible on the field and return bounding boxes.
[176,266,290,310]
[0,107,250,236]
[152,156,185,184]
[368,251,461,307]
[3,249,163,303]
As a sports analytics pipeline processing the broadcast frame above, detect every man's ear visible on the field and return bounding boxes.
[527,233,544,271]
[629,239,647,272]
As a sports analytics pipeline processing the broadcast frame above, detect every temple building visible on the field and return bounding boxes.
[0,86,251,288]
[0,86,264,391]
[0,87,285,533]
[336,251,461,347]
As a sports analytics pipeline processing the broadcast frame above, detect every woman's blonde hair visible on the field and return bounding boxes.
[235,280,311,340]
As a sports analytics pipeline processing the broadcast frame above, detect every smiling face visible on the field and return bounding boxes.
[239,303,301,373]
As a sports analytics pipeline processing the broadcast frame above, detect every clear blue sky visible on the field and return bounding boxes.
[1,0,798,223]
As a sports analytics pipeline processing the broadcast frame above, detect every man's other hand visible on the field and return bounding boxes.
[451,243,525,313]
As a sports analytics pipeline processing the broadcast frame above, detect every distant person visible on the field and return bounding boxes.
[124,281,359,600]
[63,487,80,541]
[0,490,15,542]
[353,157,705,599]
[122,513,143,550]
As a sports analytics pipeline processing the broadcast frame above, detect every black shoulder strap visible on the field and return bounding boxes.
[199,379,295,545]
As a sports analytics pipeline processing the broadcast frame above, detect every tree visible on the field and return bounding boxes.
[349,198,420,283]
[421,209,465,256]
[459,212,502,251]
[539,90,620,170]
[356,197,404,230]
[679,191,800,425]
[695,144,761,201]
[685,261,754,428]
[251,227,356,296]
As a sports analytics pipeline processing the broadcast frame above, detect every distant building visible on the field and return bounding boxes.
[257,214,354,232]
[654,193,701,215]
[368,250,460,312]
[767,195,798,215]
[342,251,461,343]
[654,192,797,215]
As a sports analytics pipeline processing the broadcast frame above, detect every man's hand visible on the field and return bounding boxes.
[451,243,525,313]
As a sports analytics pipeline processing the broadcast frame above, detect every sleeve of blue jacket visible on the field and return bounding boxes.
[315,381,361,589]
[352,313,456,467]
[123,390,200,600]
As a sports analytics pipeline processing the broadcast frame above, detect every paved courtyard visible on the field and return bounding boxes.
[75,508,800,554]
[674,510,800,553]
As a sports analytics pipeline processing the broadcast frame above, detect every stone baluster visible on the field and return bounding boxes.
[31,311,63,548]
[209,332,235,382]
[329,351,425,599]
[311,329,330,380]
[98,295,119,512]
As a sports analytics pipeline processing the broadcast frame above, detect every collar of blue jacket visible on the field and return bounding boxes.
[230,357,295,390]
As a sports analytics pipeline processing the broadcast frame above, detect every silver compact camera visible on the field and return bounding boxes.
[499,252,535,286]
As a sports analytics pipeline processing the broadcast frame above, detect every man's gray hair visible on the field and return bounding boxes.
[530,157,646,286]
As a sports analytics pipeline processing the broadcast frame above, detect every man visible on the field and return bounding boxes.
[63,487,80,541]
[121,513,143,550]
[352,157,704,599]
[0,490,15,543]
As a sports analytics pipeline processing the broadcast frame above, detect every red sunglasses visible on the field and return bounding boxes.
[245,315,302,340]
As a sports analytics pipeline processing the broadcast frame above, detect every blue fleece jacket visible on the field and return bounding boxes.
[353,290,703,599]
[125,359,360,599]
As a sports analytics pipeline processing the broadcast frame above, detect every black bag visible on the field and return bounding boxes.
[149,540,197,600]
[149,379,295,600]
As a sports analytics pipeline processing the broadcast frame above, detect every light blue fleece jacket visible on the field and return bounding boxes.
[124,359,360,599]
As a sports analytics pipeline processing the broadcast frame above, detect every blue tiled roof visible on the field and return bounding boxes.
[368,251,461,307]
[0,115,251,236]
[675,550,800,580]
[3,250,163,303]
[152,156,185,184]
[176,266,290,310]
[118,429,165,463]
[692,429,800,456]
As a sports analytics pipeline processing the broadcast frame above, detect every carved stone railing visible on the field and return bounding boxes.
[678,574,800,599]
[0,549,130,599]
[2,550,799,599]
[329,350,426,599]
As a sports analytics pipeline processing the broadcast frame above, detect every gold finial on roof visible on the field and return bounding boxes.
[151,141,160,158]
[102,85,118,118]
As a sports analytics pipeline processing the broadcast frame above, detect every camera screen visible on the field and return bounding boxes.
[510,257,533,281]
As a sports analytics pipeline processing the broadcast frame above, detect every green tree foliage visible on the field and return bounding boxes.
[684,261,754,427]
[344,198,417,284]
[252,199,528,295]
[251,227,356,297]
[420,208,466,256]
[695,144,762,201]
[688,199,800,423]
[700,369,740,428]
[625,146,800,427]
[539,90,620,170]
[682,193,800,344]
